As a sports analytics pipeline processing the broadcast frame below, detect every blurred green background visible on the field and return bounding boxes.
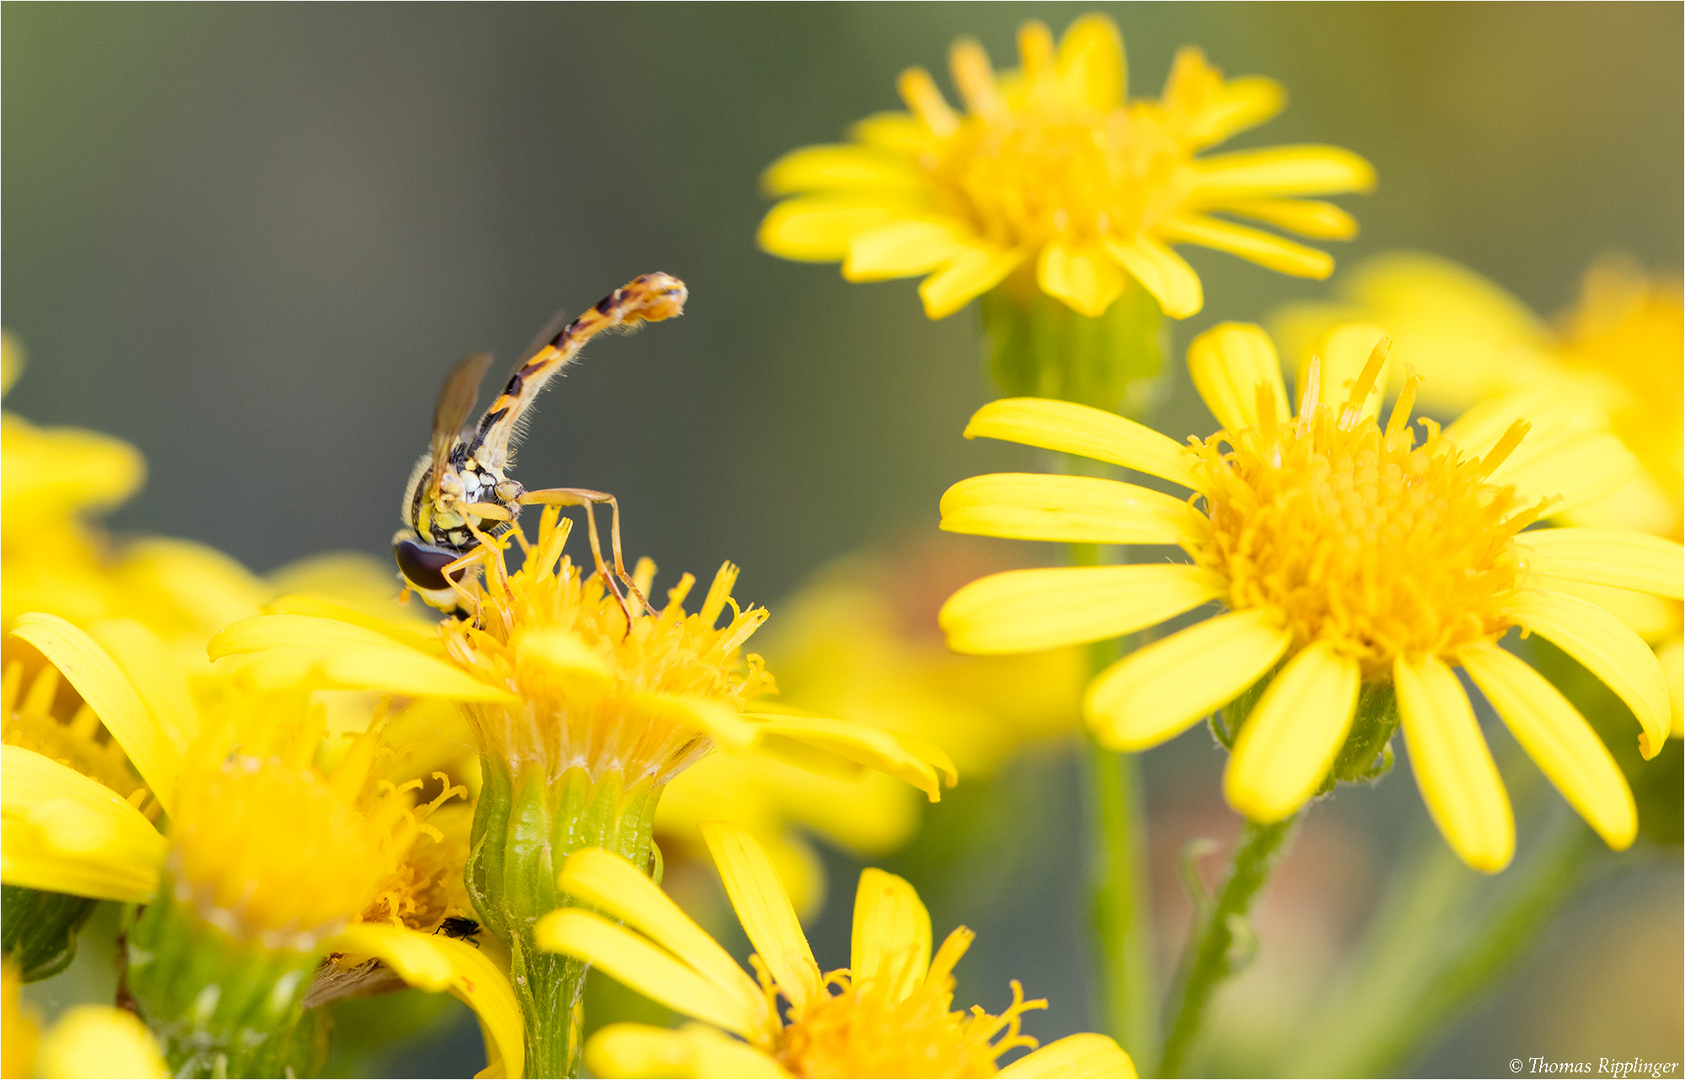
[5,4,1680,1077]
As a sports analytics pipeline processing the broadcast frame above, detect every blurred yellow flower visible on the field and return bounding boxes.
[538,822,1136,1078]
[939,324,1682,872]
[1273,254,1684,729]
[4,961,169,1080]
[654,539,1085,918]
[759,13,1372,320]
[0,613,522,1076]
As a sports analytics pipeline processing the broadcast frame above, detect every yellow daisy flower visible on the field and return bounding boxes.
[758,13,1373,320]
[4,960,169,1080]
[1274,254,1685,732]
[0,613,522,1078]
[538,821,1136,1078]
[938,324,1683,872]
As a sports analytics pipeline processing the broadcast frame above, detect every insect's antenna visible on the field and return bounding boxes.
[469,273,687,466]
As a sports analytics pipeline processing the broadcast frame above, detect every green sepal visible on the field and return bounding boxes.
[124,874,327,1078]
[1,885,98,981]
[467,761,664,1078]
[1210,668,1274,750]
[1333,682,1400,784]
[979,278,1166,415]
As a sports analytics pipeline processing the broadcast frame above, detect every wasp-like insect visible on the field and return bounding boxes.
[394,272,687,616]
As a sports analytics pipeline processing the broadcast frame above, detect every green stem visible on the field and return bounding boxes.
[1158,815,1300,1078]
[1085,738,1160,1066]
[467,762,662,1078]
[1066,542,1160,1065]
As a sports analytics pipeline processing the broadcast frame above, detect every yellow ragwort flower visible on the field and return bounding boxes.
[938,323,1683,872]
[1274,254,1685,732]
[759,13,1373,320]
[0,613,522,1077]
[656,538,1086,918]
[537,821,1135,1079]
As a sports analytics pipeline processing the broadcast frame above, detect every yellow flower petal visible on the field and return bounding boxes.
[10,613,181,813]
[844,219,969,282]
[1545,580,1675,641]
[1441,387,1645,516]
[1085,610,1291,751]
[1223,641,1360,823]
[762,145,925,196]
[537,909,760,1039]
[1103,236,1202,318]
[1189,145,1377,200]
[633,692,762,752]
[1161,213,1334,279]
[919,245,1024,319]
[1460,642,1637,851]
[851,111,932,154]
[586,1022,787,1080]
[698,821,824,1013]
[1186,323,1290,432]
[265,592,443,655]
[87,619,201,761]
[1394,654,1514,873]
[897,67,959,137]
[1507,590,1672,757]
[743,715,954,803]
[558,849,767,1030]
[850,868,931,1002]
[1038,242,1126,317]
[1,745,164,903]
[330,922,524,1080]
[1661,636,1684,739]
[1515,529,1684,600]
[1183,77,1286,147]
[209,614,519,703]
[37,1005,167,1080]
[757,197,912,262]
[939,473,1208,547]
[1221,199,1358,240]
[940,565,1224,655]
[1054,13,1125,111]
[996,1032,1138,1079]
[963,397,1199,489]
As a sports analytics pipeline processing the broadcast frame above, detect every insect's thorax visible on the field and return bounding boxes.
[405,445,518,553]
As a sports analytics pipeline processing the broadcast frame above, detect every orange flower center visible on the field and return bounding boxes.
[933,103,1186,252]
[1192,361,1545,678]
[779,970,1040,1079]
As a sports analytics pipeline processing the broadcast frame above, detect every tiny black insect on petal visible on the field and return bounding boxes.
[437,916,481,946]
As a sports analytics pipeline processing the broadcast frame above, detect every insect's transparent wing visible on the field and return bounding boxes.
[431,351,495,485]
[518,311,570,366]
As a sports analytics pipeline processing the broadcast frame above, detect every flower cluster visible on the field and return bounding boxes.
[7,10,1680,1080]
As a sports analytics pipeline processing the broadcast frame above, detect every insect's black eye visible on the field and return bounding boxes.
[394,540,460,591]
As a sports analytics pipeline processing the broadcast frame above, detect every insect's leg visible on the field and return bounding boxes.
[517,488,653,618]
[441,546,491,624]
